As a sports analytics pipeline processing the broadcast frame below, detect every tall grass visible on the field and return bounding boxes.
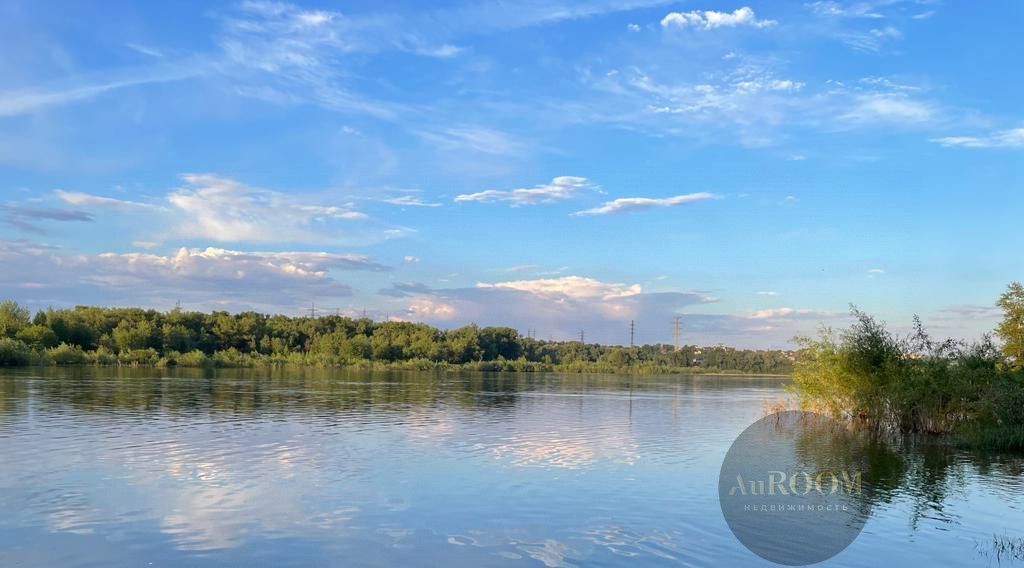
[790,309,1024,450]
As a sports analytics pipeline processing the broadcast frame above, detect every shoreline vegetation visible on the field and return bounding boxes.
[0,301,794,376]
[788,282,1024,451]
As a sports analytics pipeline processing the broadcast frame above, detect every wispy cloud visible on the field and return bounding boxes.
[55,190,153,209]
[455,176,596,206]
[126,43,165,58]
[414,126,527,157]
[837,91,934,124]
[935,305,1002,321]
[807,1,887,19]
[1,203,93,234]
[804,1,932,52]
[382,196,441,207]
[931,127,1024,148]
[660,7,777,30]
[838,25,903,52]
[573,192,716,216]
[584,62,941,145]
[167,174,369,243]
[0,64,202,117]
[748,307,832,319]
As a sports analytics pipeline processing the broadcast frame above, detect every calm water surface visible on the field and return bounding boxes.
[1,367,1022,567]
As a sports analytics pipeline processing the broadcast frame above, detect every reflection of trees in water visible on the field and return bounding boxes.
[790,417,1024,530]
[0,368,758,416]
[0,374,30,417]
[8,367,492,416]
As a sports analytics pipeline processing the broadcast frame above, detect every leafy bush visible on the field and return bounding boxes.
[0,338,31,366]
[92,346,117,366]
[175,350,210,367]
[791,309,1024,448]
[118,348,160,366]
[47,343,88,365]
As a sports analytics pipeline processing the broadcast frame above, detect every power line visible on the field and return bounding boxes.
[673,316,682,351]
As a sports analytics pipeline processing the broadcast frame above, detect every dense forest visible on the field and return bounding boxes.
[0,301,794,374]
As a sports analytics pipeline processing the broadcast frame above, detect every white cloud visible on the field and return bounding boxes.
[807,1,886,19]
[402,255,420,264]
[478,275,642,300]
[805,1,918,51]
[660,7,776,30]
[55,190,152,209]
[167,174,368,243]
[379,275,835,347]
[836,92,935,125]
[870,26,902,40]
[867,268,885,274]
[573,192,715,216]
[835,25,904,52]
[935,305,1002,321]
[415,126,526,157]
[757,291,780,296]
[586,55,940,145]
[0,63,203,117]
[382,195,441,207]
[89,247,385,285]
[748,307,830,319]
[586,64,810,145]
[383,275,715,343]
[414,44,462,58]
[931,127,1024,149]
[627,23,641,32]
[0,241,388,311]
[455,176,595,206]
[126,43,164,58]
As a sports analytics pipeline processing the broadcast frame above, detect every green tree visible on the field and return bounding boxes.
[478,327,522,360]
[15,324,59,349]
[112,319,157,352]
[0,300,30,338]
[446,325,482,363]
[162,323,194,353]
[996,281,1024,367]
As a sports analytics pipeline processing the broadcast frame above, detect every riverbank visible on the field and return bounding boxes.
[0,350,788,377]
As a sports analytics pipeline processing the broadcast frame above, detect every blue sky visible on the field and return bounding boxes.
[1,0,1022,347]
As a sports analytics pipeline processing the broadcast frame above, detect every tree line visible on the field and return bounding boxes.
[0,301,794,374]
